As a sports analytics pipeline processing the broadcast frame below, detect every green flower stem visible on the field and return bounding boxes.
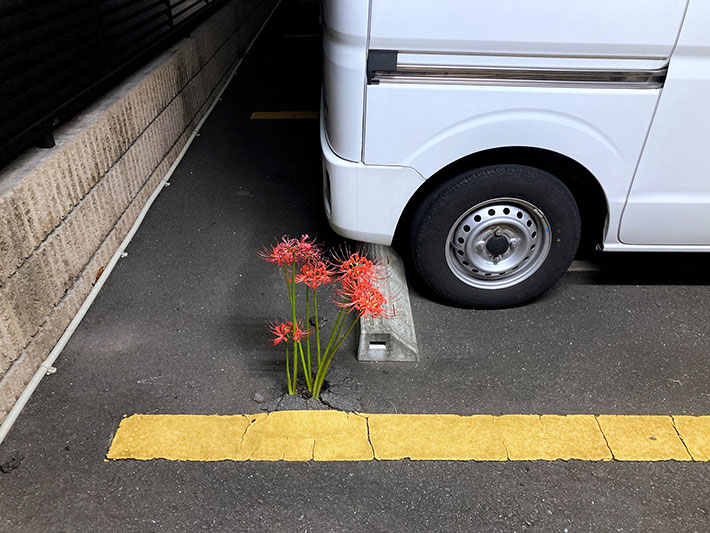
[292,341,298,393]
[285,344,294,395]
[330,315,361,359]
[313,314,360,399]
[312,308,345,396]
[297,340,313,390]
[313,289,321,366]
[285,269,291,298]
[290,264,297,326]
[321,307,345,367]
[305,288,312,384]
[289,263,299,386]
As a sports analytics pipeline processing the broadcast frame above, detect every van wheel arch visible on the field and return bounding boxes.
[393,147,608,256]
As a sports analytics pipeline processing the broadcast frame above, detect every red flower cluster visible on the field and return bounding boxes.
[337,253,375,285]
[259,235,320,266]
[330,252,390,319]
[269,321,312,345]
[295,261,334,289]
[338,277,390,318]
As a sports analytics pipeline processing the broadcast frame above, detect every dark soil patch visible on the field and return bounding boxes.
[260,365,363,412]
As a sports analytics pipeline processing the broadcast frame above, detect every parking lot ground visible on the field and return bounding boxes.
[3,1,710,531]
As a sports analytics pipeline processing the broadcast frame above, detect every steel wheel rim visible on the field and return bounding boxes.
[445,197,552,290]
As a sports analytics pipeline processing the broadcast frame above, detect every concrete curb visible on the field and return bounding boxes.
[358,244,419,362]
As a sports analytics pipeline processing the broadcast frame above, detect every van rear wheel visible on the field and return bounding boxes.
[409,164,580,308]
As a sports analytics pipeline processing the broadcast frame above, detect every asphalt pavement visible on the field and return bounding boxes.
[2,1,710,531]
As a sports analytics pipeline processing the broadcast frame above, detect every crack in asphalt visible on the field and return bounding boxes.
[595,416,615,461]
[670,416,694,461]
[355,413,377,460]
[238,413,269,459]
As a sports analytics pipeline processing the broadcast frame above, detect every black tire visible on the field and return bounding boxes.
[409,164,580,309]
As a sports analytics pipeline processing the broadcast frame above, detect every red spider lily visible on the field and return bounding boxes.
[295,261,335,289]
[269,320,313,344]
[262,236,395,399]
[294,234,321,264]
[259,236,300,266]
[337,277,391,318]
[336,252,375,285]
[291,321,313,343]
[259,235,321,267]
[269,321,293,345]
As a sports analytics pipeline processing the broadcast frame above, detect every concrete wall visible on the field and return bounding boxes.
[0,0,278,423]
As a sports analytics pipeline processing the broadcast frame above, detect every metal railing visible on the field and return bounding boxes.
[0,0,225,168]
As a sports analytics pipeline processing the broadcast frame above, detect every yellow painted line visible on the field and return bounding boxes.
[250,111,319,120]
[107,413,710,462]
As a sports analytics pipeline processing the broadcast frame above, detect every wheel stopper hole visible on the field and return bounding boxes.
[503,208,510,215]
[527,220,533,227]
[516,212,523,219]
[457,237,464,244]
[488,209,495,216]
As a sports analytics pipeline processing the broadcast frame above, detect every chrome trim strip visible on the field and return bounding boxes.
[372,64,667,89]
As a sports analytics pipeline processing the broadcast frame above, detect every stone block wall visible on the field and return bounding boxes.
[0,0,278,422]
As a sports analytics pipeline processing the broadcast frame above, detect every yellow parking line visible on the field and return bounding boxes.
[250,111,319,120]
[106,412,710,462]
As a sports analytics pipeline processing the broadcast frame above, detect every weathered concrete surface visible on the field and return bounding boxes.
[358,244,419,362]
[0,0,278,421]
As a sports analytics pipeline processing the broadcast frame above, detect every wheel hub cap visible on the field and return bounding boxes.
[445,198,552,290]
[485,235,510,256]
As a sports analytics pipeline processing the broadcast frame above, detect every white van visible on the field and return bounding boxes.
[320,0,709,308]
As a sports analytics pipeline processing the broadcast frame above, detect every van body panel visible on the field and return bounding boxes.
[369,0,687,59]
[363,84,660,243]
[321,111,424,245]
[321,0,369,162]
[620,0,710,245]
[321,0,710,253]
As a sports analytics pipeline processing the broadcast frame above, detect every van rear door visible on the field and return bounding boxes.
[619,1,710,246]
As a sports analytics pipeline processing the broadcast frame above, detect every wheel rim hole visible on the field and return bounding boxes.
[530,244,536,250]
[503,208,510,215]
[464,223,472,231]
[532,231,537,238]
[516,212,523,219]
[457,250,464,256]
[462,261,469,266]
[524,256,529,262]
[457,237,464,244]
[526,220,533,227]
[487,209,495,216]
